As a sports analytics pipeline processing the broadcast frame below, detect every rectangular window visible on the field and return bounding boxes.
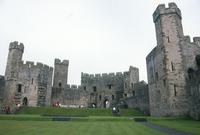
[131,83,134,89]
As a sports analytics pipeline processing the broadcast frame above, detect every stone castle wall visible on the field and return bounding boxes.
[3,41,53,109]
[146,2,200,119]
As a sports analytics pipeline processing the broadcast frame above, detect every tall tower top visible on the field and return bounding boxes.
[153,2,182,23]
[9,41,24,52]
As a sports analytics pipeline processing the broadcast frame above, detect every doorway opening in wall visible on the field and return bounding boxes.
[104,99,110,108]
[23,97,28,106]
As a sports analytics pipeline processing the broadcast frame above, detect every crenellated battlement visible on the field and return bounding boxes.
[9,41,24,52]
[193,37,200,45]
[81,70,130,80]
[55,58,69,65]
[153,2,182,22]
[22,61,53,71]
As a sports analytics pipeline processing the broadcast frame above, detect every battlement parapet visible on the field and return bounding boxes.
[153,2,182,22]
[129,66,139,71]
[193,37,200,45]
[55,58,69,65]
[182,36,191,42]
[23,61,53,71]
[9,41,24,52]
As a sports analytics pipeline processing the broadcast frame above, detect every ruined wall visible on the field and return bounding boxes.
[81,66,139,108]
[3,41,53,109]
[124,81,149,115]
[18,61,53,107]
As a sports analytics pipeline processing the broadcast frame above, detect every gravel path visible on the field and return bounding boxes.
[139,122,192,135]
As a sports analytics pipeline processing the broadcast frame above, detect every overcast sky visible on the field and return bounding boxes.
[0,0,200,85]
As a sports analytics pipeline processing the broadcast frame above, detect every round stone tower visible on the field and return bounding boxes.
[3,41,24,108]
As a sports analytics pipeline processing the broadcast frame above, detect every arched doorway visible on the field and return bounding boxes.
[104,99,110,108]
[23,97,28,106]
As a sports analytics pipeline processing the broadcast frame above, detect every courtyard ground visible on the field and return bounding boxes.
[0,107,199,135]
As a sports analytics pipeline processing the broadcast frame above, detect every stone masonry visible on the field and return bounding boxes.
[146,2,200,120]
[1,42,148,114]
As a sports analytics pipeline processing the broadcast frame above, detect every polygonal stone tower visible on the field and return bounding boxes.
[3,41,24,107]
[146,3,189,116]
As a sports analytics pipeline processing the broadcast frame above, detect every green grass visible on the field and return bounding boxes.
[0,119,164,135]
[149,117,200,135]
[17,107,144,117]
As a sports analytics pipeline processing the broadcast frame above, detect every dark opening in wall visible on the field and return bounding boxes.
[163,79,166,87]
[171,61,175,71]
[93,86,97,92]
[107,84,112,89]
[132,91,135,96]
[99,95,101,101]
[174,84,177,96]
[31,78,34,84]
[167,36,170,43]
[155,72,158,81]
[124,93,127,97]
[84,86,86,91]
[112,95,114,100]
[17,84,22,93]
[195,55,200,68]
[59,83,62,88]
[131,83,134,89]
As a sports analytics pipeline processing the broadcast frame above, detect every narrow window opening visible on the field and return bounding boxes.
[155,72,158,81]
[93,86,97,92]
[31,78,34,84]
[163,79,166,87]
[17,84,22,93]
[174,84,177,96]
[99,95,101,101]
[59,82,62,88]
[131,83,134,89]
[167,36,170,43]
[171,62,175,71]
[84,86,86,91]
[112,95,114,100]
[132,91,135,96]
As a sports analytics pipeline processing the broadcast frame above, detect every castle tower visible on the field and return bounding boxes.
[3,41,24,107]
[53,59,69,88]
[146,3,188,116]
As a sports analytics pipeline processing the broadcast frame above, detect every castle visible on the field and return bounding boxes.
[146,3,200,120]
[0,2,199,120]
[0,41,148,113]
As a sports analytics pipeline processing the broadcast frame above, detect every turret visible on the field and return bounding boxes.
[153,3,184,46]
[5,41,24,80]
[53,58,69,88]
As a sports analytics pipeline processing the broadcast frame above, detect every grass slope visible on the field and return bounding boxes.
[17,107,144,117]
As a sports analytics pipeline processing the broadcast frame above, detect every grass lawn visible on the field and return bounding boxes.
[0,118,165,135]
[149,117,200,135]
[16,107,144,117]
